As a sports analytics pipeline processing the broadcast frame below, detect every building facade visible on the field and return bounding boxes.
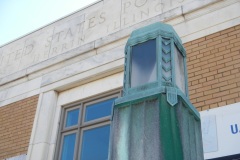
[0,0,240,159]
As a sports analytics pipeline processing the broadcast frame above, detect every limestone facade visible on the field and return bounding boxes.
[0,0,240,159]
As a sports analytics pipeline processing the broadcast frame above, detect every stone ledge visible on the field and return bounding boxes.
[0,42,95,86]
[41,45,124,87]
[182,0,221,14]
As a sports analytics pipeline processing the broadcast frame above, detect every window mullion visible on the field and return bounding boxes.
[76,103,83,160]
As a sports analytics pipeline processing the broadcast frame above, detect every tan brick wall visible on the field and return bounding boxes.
[0,95,38,160]
[185,25,240,111]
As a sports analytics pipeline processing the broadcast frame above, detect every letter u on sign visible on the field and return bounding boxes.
[230,124,239,134]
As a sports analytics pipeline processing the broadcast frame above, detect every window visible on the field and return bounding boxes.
[174,45,185,94]
[55,92,119,160]
[130,39,157,88]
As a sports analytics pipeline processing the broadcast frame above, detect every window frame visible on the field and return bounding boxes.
[59,130,79,160]
[82,94,117,125]
[130,38,158,88]
[54,90,120,160]
[64,106,81,130]
[78,121,111,160]
[124,37,160,96]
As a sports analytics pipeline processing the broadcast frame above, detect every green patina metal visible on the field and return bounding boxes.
[122,22,188,104]
[109,22,204,160]
[159,94,183,160]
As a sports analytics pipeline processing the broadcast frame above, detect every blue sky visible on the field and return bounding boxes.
[0,0,98,46]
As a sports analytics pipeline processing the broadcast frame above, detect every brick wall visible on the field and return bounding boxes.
[185,25,240,111]
[0,95,38,160]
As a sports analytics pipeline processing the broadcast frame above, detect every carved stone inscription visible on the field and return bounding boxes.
[0,0,187,78]
[0,41,28,76]
[0,15,85,77]
[82,0,121,43]
[122,0,187,27]
[45,15,85,58]
[122,0,163,27]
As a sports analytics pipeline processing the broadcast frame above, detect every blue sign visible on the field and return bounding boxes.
[201,103,240,160]
[208,153,240,160]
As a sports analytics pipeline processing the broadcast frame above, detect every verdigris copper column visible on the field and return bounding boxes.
[109,22,204,160]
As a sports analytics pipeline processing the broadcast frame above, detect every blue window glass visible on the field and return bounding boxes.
[80,125,110,160]
[85,98,115,122]
[65,109,80,127]
[131,39,157,87]
[61,133,76,160]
